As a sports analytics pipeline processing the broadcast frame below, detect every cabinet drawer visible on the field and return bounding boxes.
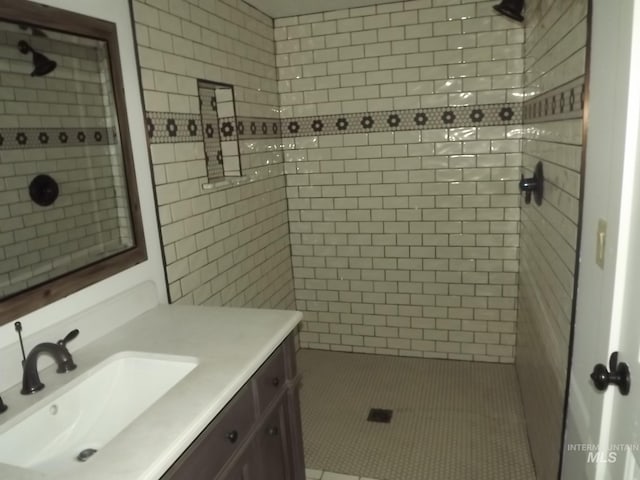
[162,383,255,480]
[254,345,286,412]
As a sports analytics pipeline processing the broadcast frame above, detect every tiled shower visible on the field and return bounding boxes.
[278,3,522,363]
[133,0,588,477]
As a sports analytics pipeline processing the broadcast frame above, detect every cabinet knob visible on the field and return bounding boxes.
[226,430,239,443]
[272,377,280,387]
[267,426,279,436]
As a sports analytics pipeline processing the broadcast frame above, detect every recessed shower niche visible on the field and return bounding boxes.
[0,1,146,322]
[197,79,242,181]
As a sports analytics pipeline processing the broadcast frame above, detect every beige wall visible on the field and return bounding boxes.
[132,0,295,310]
[516,0,589,477]
[277,0,524,362]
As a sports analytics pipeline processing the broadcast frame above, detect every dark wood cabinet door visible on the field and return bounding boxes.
[258,403,290,480]
[161,383,255,480]
[254,346,286,413]
[283,388,306,480]
[217,444,260,480]
[162,336,306,480]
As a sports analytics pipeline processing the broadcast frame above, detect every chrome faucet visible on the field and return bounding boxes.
[21,329,79,395]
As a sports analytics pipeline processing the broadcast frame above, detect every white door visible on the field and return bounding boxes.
[563,0,640,478]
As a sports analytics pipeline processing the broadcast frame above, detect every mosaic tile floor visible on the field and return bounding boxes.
[306,468,381,480]
[298,350,536,480]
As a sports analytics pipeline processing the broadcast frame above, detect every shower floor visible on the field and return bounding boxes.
[297,349,536,480]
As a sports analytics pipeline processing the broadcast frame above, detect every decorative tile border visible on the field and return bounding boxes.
[235,116,282,140]
[146,112,202,143]
[146,112,281,144]
[281,103,521,137]
[146,103,521,145]
[523,76,585,123]
[199,85,225,179]
[0,127,114,150]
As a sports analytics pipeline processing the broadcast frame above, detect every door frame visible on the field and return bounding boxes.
[558,0,594,477]
[558,0,640,477]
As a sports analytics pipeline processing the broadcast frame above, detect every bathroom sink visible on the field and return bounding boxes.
[0,351,198,474]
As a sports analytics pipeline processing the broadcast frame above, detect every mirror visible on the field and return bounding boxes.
[197,80,242,181]
[0,1,146,323]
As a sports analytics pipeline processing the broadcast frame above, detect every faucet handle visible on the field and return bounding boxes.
[56,329,79,373]
[57,329,79,349]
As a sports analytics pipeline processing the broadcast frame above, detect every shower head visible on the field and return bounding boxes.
[18,24,47,37]
[493,0,525,22]
[17,40,57,77]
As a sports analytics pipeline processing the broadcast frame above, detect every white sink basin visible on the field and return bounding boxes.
[0,351,198,474]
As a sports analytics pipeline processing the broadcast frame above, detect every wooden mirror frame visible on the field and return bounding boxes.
[0,0,147,323]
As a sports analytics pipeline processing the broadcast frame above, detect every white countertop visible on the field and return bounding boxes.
[0,305,302,480]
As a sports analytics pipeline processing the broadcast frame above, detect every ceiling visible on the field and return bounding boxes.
[242,0,405,18]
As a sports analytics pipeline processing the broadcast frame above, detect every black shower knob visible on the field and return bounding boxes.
[29,174,59,206]
[519,161,544,205]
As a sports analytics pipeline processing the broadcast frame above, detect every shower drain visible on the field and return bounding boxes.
[76,448,98,462]
[367,408,393,423]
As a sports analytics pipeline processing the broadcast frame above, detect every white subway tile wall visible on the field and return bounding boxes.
[277,0,525,362]
[133,0,295,310]
[517,0,588,478]
[275,1,525,117]
[131,0,586,386]
[0,28,131,296]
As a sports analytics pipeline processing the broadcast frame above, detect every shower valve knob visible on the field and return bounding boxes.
[518,161,544,206]
[519,175,537,203]
[590,351,630,395]
[519,175,537,191]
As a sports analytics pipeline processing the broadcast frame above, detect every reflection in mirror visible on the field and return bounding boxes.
[0,1,146,322]
[197,80,242,181]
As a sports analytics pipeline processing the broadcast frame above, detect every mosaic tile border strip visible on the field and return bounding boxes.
[234,116,282,140]
[0,127,115,150]
[281,103,521,137]
[146,104,522,145]
[523,76,585,123]
[146,112,202,144]
[199,87,225,179]
[146,112,282,144]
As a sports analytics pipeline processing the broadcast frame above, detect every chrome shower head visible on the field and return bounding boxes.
[17,40,57,77]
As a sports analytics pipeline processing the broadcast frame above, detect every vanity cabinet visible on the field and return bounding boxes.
[161,334,305,480]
